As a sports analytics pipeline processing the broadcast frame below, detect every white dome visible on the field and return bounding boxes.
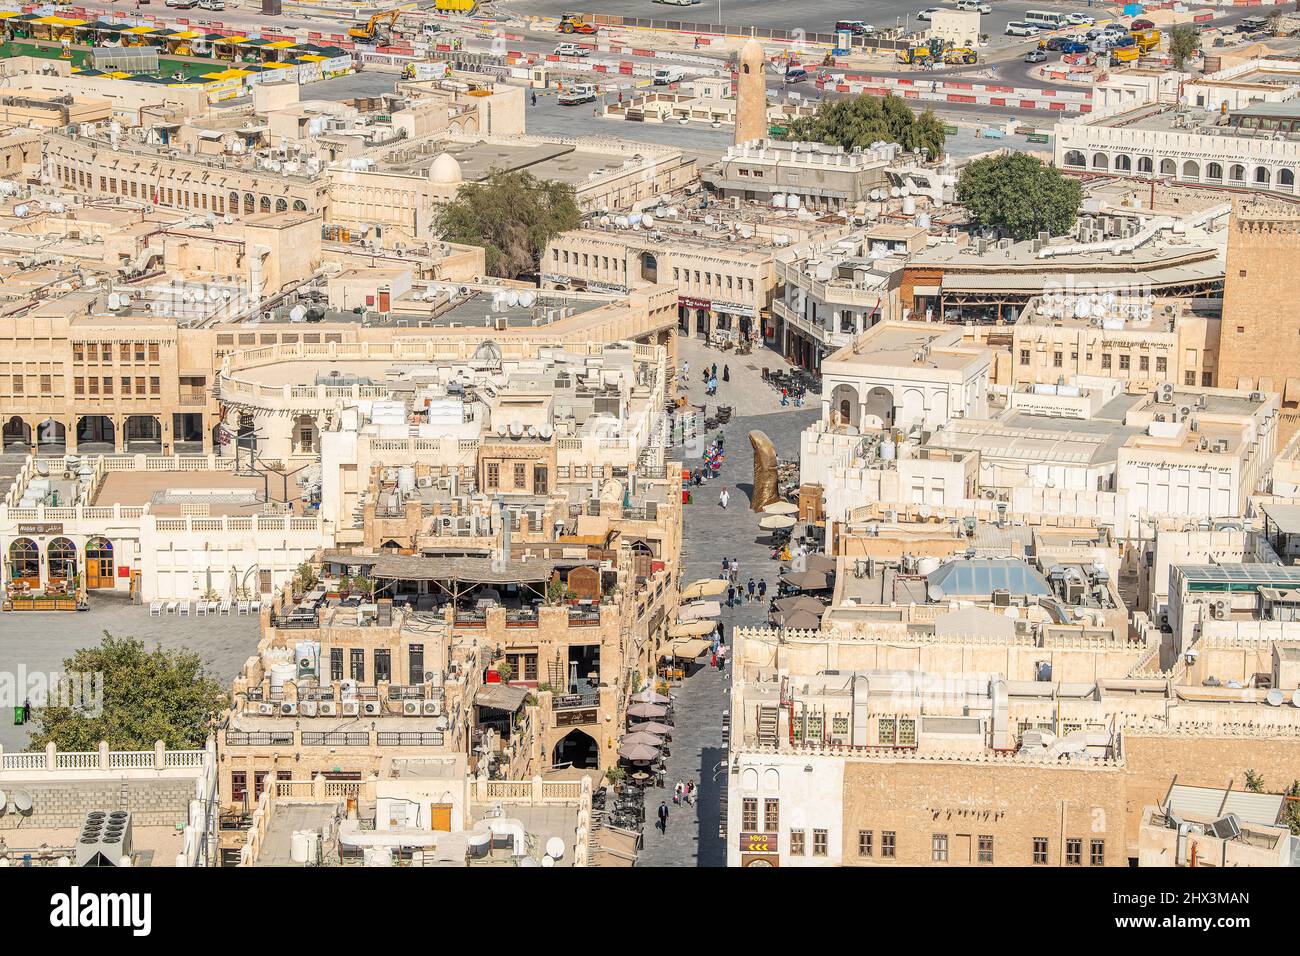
[429,153,463,184]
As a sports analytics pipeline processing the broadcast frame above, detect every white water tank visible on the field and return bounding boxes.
[269,662,296,695]
[917,556,943,576]
[902,196,916,216]
[397,466,416,494]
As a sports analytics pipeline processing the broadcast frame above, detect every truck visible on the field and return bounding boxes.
[558,13,598,35]
[653,65,686,85]
[558,83,597,105]
[942,47,978,65]
[1130,29,1161,55]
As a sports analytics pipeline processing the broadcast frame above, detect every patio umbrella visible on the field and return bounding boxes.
[627,702,668,720]
[803,553,837,575]
[773,594,824,615]
[681,578,728,601]
[630,690,671,705]
[628,720,672,735]
[669,619,716,638]
[782,569,831,591]
[759,513,797,530]
[762,500,800,515]
[771,607,823,629]
[618,742,661,762]
[620,731,662,746]
[676,600,721,622]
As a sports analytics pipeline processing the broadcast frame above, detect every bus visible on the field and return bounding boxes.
[1023,9,1068,29]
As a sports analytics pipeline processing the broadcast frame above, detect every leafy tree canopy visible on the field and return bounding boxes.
[26,633,227,752]
[956,152,1083,241]
[784,93,946,158]
[1170,24,1201,70]
[434,168,581,279]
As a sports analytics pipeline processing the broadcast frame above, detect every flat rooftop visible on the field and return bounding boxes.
[91,469,307,514]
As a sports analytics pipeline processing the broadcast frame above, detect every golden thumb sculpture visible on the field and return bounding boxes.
[749,430,778,512]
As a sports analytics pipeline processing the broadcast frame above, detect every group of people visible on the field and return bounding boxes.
[689,433,725,486]
[780,385,807,407]
[672,780,697,807]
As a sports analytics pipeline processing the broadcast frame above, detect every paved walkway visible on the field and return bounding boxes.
[636,338,817,867]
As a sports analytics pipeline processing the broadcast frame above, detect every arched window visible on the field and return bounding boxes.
[1091,152,1108,170]
[275,198,288,212]
[1281,169,1296,188]
[1114,154,1132,172]
[1206,162,1222,180]
[8,537,39,585]
[259,196,271,213]
[1229,164,1245,182]
[47,537,76,581]
[1160,159,1176,176]
[243,192,255,214]
[292,200,307,211]
[228,190,239,213]
[1255,167,1271,185]
[1182,160,1200,180]
[1137,156,1153,174]
[1064,150,1086,167]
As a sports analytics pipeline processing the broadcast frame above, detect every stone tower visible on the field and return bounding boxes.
[735,39,767,147]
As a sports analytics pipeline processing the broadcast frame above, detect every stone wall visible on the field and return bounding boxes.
[0,778,194,831]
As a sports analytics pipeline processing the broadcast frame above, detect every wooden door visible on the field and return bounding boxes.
[429,804,452,832]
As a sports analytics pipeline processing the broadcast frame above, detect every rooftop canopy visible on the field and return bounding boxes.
[925,558,1052,602]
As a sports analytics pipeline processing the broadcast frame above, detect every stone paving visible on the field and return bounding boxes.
[636,337,818,866]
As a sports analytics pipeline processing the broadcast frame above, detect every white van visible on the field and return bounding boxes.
[653,66,686,85]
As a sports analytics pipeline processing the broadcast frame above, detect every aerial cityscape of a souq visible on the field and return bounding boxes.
[0,0,1292,936]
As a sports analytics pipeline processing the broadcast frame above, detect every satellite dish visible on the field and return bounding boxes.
[545,836,565,859]
[1266,688,1286,707]
[12,790,32,814]
[289,305,308,323]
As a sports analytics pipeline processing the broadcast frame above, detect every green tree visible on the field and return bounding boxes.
[956,152,1082,241]
[1170,24,1200,70]
[26,634,227,752]
[1244,768,1265,793]
[784,92,946,158]
[434,168,580,279]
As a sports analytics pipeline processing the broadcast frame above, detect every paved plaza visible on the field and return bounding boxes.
[0,593,260,752]
[636,336,818,866]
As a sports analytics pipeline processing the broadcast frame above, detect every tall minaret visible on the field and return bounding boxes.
[735,39,767,147]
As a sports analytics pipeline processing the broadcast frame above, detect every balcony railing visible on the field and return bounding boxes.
[553,690,601,710]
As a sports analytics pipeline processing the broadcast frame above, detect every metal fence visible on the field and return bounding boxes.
[582,14,912,51]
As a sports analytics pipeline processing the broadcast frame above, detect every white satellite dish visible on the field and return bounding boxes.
[11,790,32,814]
[1266,688,1285,707]
[545,836,565,859]
[289,305,308,323]
[1292,689,1300,708]
[106,292,121,311]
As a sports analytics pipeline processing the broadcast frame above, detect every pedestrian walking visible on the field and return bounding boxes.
[683,360,690,377]
[747,577,756,602]
[720,486,730,508]
[711,650,717,668]
[673,781,683,805]
[658,801,669,833]
[781,387,789,406]
[687,781,696,805]
[731,559,740,584]
[758,578,767,600]
[727,584,736,607]
[723,364,730,382]
[722,556,730,575]
[711,362,717,378]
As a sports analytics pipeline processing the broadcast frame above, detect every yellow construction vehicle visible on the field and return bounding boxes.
[896,45,935,66]
[1130,29,1161,55]
[1110,45,1140,64]
[943,47,978,65]
[558,13,598,35]
[348,9,403,42]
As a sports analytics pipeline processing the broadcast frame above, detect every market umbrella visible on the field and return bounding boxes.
[681,578,728,601]
[771,607,824,629]
[630,690,671,705]
[803,553,837,575]
[618,742,661,762]
[782,569,831,591]
[773,594,824,615]
[628,721,672,736]
[759,514,797,530]
[762,500,800,515]
[669,619,716,638]
[676,600,721,622]
[627,702,668,719]
[621,731,662,746]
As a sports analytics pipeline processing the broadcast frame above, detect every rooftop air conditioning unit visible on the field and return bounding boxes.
[341,700,360,717]
[299,700,318,718]
[279,701,298,716]
[318,701,338,717]
[403,700,421,716]
[422,700,441,717]
[257,702,275,716]
[363,701,382,716]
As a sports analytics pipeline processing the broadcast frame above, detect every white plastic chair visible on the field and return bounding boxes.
[149,600,163,616]
[165,600,178,614]
[195,601,208,617]
[178,601,190,617]
[219,598,232,615]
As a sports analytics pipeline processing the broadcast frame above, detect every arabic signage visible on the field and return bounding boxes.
[17,523,63,535]
[738,831,778,853]
[679,296,712,310]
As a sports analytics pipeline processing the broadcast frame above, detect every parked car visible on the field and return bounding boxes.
[1005,22,1040,37]
[165,0,196,8]
[653,66,686,85]
[654,0,695,6]
[1059,40,1089,54]
[955,0,991,13]
[554,42,589,57]
[1103,22,1129,35]
[1130,18,1155,30]
[1024,48,1048,63]
[1066,13,1095,26]
[916,7,941,22]
[197,0,224,9]
[1043,36,1070,51]
[835,20,874,35]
